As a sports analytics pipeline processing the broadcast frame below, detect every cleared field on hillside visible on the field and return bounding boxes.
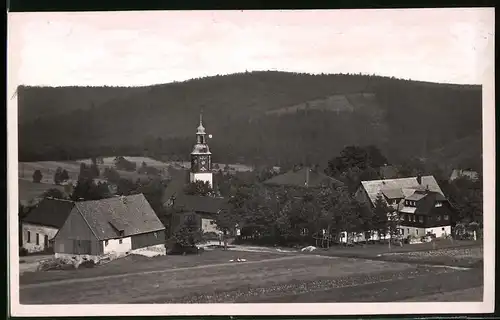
[18,158,163,185]
[20,249,482,304]
[18,179,66,204]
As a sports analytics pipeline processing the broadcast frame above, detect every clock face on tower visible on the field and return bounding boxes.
[199,155,209,171]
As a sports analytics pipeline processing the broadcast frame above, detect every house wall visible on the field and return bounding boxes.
[201,218,219,234]
[398,225,426,237]
[190,172,213,187]
[131,230,166,250]
[103,237,132,255]
[21,223,58,253]
[54,208,102,256]
[426,225,452,238]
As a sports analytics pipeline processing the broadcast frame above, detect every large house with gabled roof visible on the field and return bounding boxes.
[53,193,166,260]
[356,175,454,239]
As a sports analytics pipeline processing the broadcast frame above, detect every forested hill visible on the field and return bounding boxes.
[18,71,482,171]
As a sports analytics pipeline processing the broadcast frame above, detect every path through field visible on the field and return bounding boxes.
[19,249,483,304]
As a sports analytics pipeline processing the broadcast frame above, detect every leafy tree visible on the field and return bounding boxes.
[103,167,121,183]
[42,188,66,199]
[137,162,160,176]
[114,156,137,172]
[32,170,43,183]
[446,176,482,224]
[326,145,386,180]
[169,212,203,251]
[184,180,214,197]
[54,167,64,185]
[71,179,110,201]
[60,169,70,182]
[372,193,391,241]
[115,178,138,196]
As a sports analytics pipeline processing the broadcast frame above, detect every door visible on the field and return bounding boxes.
[44,235,49,249]
[73,240,92,254]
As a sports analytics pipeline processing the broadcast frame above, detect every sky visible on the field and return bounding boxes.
[8,8,495,87]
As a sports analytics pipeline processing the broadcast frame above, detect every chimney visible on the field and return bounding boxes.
[416,174,422,185]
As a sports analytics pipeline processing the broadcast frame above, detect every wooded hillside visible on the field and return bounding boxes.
[18,71,482,171]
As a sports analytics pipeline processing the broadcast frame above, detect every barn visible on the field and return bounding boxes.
[53,194,166,260]
[21,197,75,253]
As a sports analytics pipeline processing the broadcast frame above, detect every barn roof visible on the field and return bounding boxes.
[361,175,445,206]
[22,198,75,229]
[263,167,343,188]
[74,194,165,240]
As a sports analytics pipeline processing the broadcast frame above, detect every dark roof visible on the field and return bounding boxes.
[381,188,404,199]
[74,194,165,240]
[263,167,343,188]
[22,198,75,228]
[174,193,229,214]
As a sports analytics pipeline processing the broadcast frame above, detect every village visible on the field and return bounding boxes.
[18,114,484,304]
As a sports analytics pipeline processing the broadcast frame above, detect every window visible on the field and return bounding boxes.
[419,216,424,223]
[44,235,49,248]
[436,215,441,221]
[119,239,123,244]
[400,228,404,235]
[407,228,410,234]
[444,215,449,221]
[36,233,39,245]
[154,232,158,239]
[416,229,419,235]
[27,231,31,243]
[105,240,109,246]
[442,227,445,231]
[435,201,442,207]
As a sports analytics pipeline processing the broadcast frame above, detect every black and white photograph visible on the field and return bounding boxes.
[8,8,495,316]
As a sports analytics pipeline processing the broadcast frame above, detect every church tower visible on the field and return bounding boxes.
[190,113,213,187]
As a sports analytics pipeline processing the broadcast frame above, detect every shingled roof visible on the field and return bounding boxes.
[22,197,75,229]
[74,194,165,240]
[263,167,343,188]
[361,175,445,206]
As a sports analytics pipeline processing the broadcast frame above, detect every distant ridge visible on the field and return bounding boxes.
[18,71,482,171]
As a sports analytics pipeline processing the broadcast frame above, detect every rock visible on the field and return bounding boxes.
[301,246,317,252]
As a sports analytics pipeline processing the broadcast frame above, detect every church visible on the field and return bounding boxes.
[163,114,229,237]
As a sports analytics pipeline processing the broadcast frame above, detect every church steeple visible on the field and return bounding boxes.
[190,112,213,187]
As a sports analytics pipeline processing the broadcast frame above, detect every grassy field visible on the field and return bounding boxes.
[18,158,164,186]
[20,246,483,304]
[312,240,483,268]
[18,179,67,204]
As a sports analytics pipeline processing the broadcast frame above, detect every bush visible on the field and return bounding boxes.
[19,247,28,256]
[37,258,76,271]
[167,243,203,255]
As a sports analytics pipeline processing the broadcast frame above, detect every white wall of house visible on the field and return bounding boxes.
[398,225,426,238]
[339,231,390,243]
[22,223,58,253]
[102,237,132,255]
[190,172,213,188]
[201,218,220,234]
[425,225,451,238]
